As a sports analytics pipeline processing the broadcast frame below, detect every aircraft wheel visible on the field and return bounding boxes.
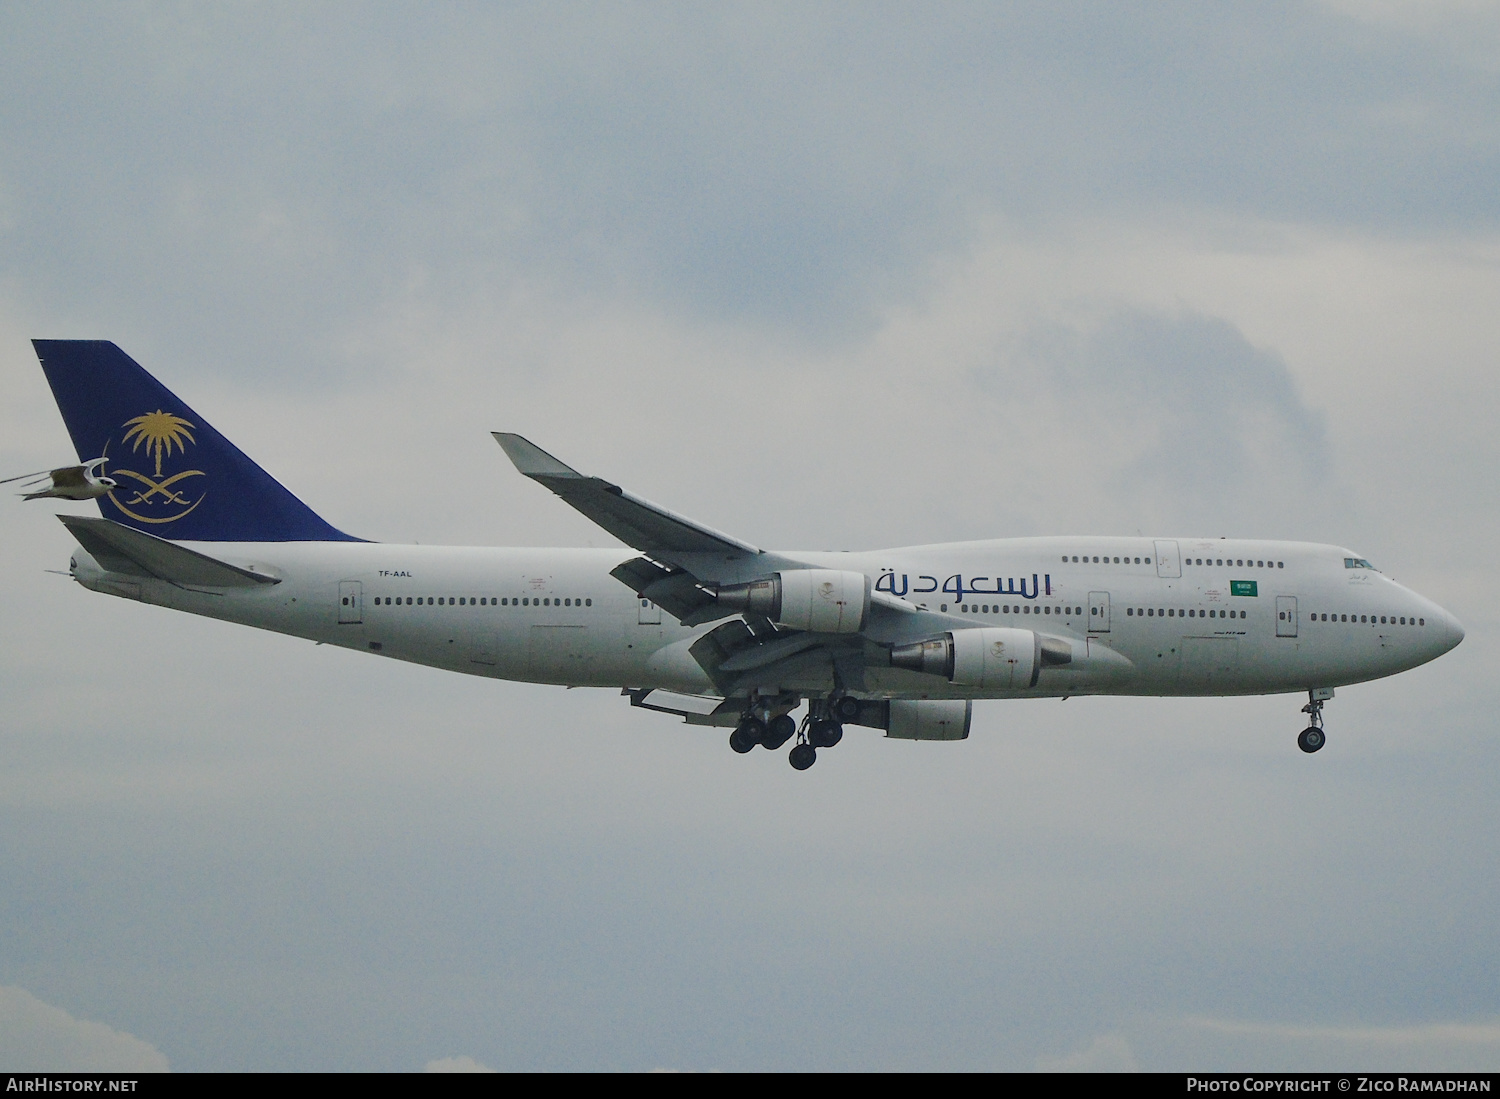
[833,696,861,723]
[808,719,843,748]
[789,744,817,771]
[1297,725,1325,754]
[763,713,797,750]
[730,719,765,754]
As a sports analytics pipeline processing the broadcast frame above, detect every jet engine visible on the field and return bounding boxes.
[836,698,973,740]
[886,699,971,740]
[889,627,1072,690]
[715,569,871,634]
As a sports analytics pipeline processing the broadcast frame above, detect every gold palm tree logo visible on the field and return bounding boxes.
[122,410,196,476]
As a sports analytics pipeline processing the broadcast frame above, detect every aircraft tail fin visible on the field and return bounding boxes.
[31,340,359,542]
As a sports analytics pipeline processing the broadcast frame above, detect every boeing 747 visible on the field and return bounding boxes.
[19,341,1464,769]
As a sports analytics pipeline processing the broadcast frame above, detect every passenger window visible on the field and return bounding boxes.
[586,599,592,606]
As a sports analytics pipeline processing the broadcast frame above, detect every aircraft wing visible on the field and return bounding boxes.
[493,433,761,558]
[494,433,936,657]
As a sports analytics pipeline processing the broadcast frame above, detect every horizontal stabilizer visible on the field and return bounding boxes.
[494,433,759,558]
[60,515,279,588]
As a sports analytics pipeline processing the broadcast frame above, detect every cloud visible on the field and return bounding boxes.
[425,1055,496,1072]
[4,1,1500,371]
[1162,1016,1500,1072]
[1045,1018,1500,1072]
[994,306,1332,534]
[1036,1034,1141,1072]
[0,986,169,1072]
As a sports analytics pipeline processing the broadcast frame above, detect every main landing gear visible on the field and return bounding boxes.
[729,697,854,770]
[1298,687,1334,754]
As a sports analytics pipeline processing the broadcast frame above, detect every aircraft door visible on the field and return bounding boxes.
[1276,596,1298,637]
[338,580,363,624]
[1088,591,1111,633]
[1154,540,1181,578]
[638,597,661,625]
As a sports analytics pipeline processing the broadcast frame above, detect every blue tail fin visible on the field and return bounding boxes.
[32,340,360,542]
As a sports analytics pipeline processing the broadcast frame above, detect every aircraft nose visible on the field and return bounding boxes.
[1444,612,1465,651]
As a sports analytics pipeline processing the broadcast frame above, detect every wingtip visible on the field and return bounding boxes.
[492,433,582,479]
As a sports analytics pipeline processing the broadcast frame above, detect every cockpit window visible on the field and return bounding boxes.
[1344,557,1377,570]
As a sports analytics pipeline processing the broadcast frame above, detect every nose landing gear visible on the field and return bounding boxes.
[1298,687,1334,753]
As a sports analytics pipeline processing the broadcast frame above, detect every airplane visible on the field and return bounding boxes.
[20,340,1465,770]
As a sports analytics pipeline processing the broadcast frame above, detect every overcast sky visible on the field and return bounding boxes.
[2,2,1498,1071]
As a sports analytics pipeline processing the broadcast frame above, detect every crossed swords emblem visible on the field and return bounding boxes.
[109,467,206,507]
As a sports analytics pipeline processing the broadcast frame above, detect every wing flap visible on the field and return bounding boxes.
[608,555,725,624]
[59,515,279,588]
[623,688,743,727]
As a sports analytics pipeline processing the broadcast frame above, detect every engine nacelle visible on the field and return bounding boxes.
[715,569,871,634]
[890,627,1066,690]
[887,699,971,741]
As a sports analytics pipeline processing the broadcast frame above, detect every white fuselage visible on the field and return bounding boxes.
[68,536,1464,701]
